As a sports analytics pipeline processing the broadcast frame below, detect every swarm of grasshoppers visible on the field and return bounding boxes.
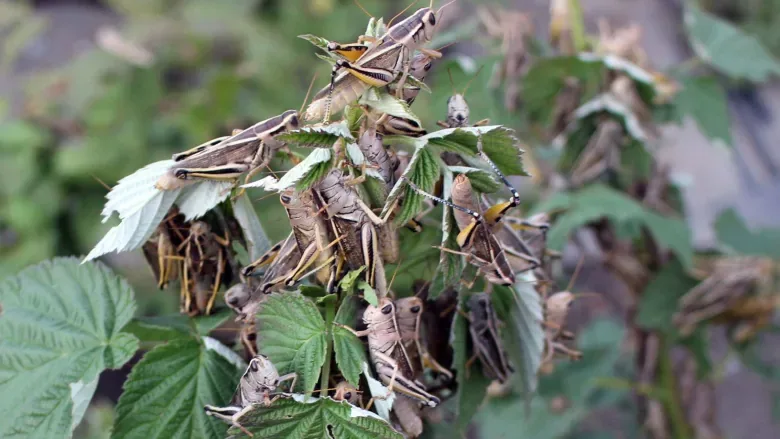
[124,2,592,436]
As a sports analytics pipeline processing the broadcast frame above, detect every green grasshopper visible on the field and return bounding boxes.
[205,354,297,437]
[156,111,300,190]
[338,298,440,408]
[305,1,450,122]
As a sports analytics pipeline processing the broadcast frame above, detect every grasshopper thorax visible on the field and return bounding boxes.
[363,297,396,326]
[245,354,281,389]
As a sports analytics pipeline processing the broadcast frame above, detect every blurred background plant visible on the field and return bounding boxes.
[3,0,780,438]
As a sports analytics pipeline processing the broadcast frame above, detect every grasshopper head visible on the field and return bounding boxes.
[395,296,423,316]
[363,297,396,326]
[225,283,251,311]
[446,94,469,127]
[246,354,281,388]
[280,109,300,131]
[333,381,360,404]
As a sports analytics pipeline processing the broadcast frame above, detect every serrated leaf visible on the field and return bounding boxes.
[316,52,337,66]
[333,296,366,386]
[257,293,328,395]
[124,312,233,343]
[493,272,545,395]
[176,180,234,221]
[384,146,440,226]
[535,185,693,268]
[431,167,464,292]
[358,88,421,124]
[358,281,378,306]
[113,338,239,439]
[267,148,333,191]
[228,395,403,439]
[685,2,780,82]
[673,76,732,147]
[423,126,527,176]
[714,208,780,258]
[0,258,138,438]
[449,166,501,193]
[85,189,179,261]
[100,159,174,221]
[232,193,272,261]
[276,122,354,148]
[635,260,699,331]
[578,52,659,101]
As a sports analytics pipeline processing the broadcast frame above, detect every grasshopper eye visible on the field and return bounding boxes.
[228,296,240,306]
[426,12,436,26]
[424,61,432,71]
[327,42,338,51]
[381,304,393,314]
[250,361,259,372]
[410,305,421,313]
[280,194,292,204]
[344,392,352,400]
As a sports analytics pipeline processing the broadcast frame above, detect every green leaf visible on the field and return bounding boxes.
[339,267,366,294]
[635,260,699,331]
[358,280,378,306]
[333,296,366,386]
[382,143,440,226]
[113,338,240,439]
[674,76,732,147]
[523,56,604,125]
[449,166,501,193]
[298,34,331,53]
[431,167,465,292]
[685,2,780,81]
[714,208,780,258]
[232,193,272,261]
[572,94,650,143]
[493,271,546,395]
[359,88,421,124]
[276,122,354,148]
[424,126,527,176]
[536,185,693,268]
[228,396,403,439]
[266,148,333,191]
[0,258,138,438]
[257,293,328,395]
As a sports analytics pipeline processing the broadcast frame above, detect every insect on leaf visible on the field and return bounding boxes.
[358,280,378,307]
[228,395,403,439]
[358,88,421,124]
[257,293,328,395]
[267,148,333,191]
[449,166,501,193]
[0,258,138,438]
[276,121,354,148]
[423,126,527,176]
[451,296,490,430]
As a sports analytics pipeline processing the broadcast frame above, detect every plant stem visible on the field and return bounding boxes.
[658,335,692,439]
[320,299,335,397]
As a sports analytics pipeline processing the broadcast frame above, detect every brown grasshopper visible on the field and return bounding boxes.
[312,169,392,297]
[403,136,544,285]
[333,381,361,405]
[395,296,453,380]
[568,118,624,188]
[338,298,440,408]
[156,110,300,190]
[306,1,449,122]
[242,188,342,293]
[674,256,779,343]
[204,354,297,437]
[465,292,513,383]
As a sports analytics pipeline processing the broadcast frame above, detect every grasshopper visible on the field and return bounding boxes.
[205,354,297,437]
[465,292,512,383]
[569,118,624,188]
[674,256,779,343]
[435,68,490,129]
[403,136,543,285]
[395,296,453,380]
[305,1,448,122]
[156,111,300,190]
[312,169,392,296]
[333,381,361,405]
[338,298,440,407]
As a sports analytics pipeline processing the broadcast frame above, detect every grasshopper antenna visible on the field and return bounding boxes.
[387,256,405,297]
[353,0,373,18]
[387,0,420,28]
[462,65,485,97]
[401,176,482,222]
[447,68,457,96]
[436,0,457,18]
[300,72,319,115]
[564,254,586,293]
[91,174,112,192]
